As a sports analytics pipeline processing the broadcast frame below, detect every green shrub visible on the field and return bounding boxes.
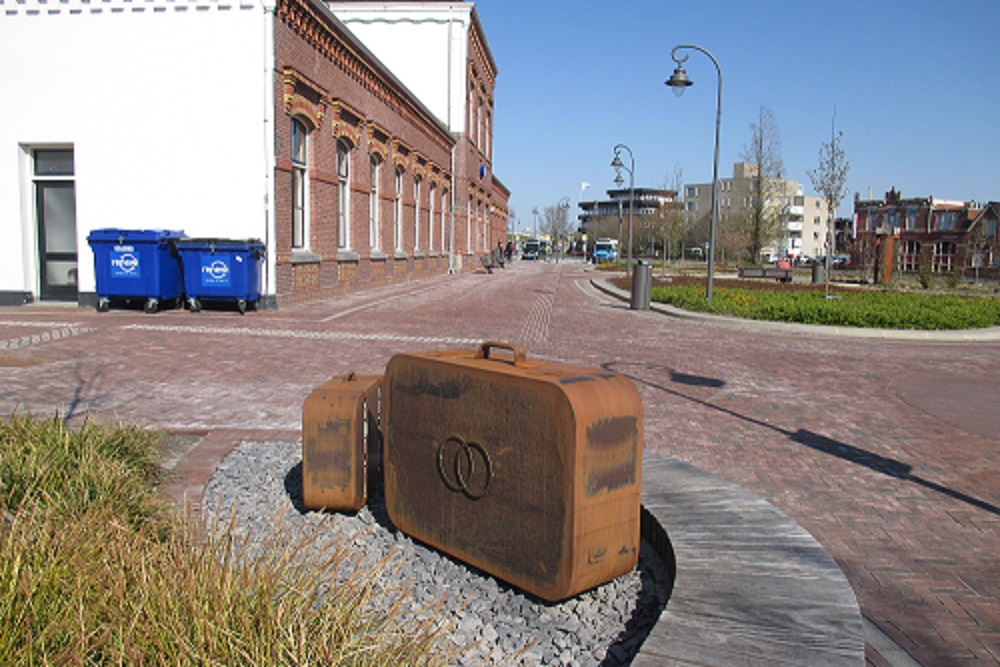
[649,284,1000,330]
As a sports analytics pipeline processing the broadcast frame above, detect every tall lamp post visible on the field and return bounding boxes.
[666,44,722,302]
[610,144,635,279]
[557,196,570,263]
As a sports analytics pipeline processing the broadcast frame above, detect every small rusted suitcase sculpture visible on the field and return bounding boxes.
[383,341,643,602]
[301,372,381,512]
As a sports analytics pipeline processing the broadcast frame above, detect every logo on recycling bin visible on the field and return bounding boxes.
[201,257,231,286]
[110,252,140,278]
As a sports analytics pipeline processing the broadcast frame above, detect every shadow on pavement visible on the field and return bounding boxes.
[605,361,1000,518]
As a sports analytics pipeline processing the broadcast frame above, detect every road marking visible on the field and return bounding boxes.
[0,320,81,328]
[0,326,91,351]
[122,323,482,346]
[318,281,457,322]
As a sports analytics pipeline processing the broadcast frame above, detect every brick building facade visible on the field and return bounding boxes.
[274,0,459,304]
[0,0,507,307]
[854,188,1000,276]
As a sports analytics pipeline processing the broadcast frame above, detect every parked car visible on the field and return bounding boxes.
[795,254,814,266]
[832,254,852,268]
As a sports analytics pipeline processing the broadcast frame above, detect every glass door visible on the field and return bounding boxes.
[34,149,78,301]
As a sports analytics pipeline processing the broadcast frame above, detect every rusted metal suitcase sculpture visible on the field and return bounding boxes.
[383,342,643,602]
[301,372,381,512]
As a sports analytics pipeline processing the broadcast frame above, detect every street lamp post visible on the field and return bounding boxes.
[666,44,722,302]
[610,144,635,279]
[557,196,570,263]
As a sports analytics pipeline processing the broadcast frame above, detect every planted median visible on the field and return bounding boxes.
[618,276,1000,330]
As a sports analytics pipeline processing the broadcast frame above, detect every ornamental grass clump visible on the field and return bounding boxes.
[0,415,458,666]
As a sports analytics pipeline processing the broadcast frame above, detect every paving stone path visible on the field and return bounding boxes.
[1,259,998,665]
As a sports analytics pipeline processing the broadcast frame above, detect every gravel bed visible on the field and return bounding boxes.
[202,441,670,666]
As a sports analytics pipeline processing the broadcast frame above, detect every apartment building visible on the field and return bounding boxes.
[684,163,830,261]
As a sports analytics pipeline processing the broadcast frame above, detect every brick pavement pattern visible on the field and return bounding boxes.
[1,259,998,666]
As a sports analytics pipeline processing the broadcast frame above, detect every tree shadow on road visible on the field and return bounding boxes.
[605,361,1000,517]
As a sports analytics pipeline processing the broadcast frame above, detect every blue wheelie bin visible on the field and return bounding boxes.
[87,229,186,313]
[176,238,265,314]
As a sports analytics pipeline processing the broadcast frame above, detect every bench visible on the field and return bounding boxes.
[738,266,792,283]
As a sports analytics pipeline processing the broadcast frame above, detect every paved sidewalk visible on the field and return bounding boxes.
[1,259,998,665]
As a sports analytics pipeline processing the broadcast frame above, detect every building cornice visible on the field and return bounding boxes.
[1,0,258,15]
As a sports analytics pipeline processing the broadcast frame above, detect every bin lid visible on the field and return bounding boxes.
[176,238,264,249]
[87,228,186,243]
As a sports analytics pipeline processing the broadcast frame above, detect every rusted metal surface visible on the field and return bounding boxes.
[301,372,381,512]
[383,341,643,602]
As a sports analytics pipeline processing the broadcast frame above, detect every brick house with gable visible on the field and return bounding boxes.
[854,188,1000,276]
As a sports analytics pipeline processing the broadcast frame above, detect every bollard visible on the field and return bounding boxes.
[630,260,652,310]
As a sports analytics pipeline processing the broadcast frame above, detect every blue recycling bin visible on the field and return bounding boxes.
[87,228,186,313]
[176,238,265,314]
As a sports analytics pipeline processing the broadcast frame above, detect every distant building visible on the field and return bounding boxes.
[578,188,680,240]
[853,188,1000,274]
[684,163,830,261]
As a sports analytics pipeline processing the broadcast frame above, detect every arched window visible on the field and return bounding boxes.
[441,189,449,254]
[369,154,381,250]
[428,183,436,253]
[414,175,422,252]
[337,139,351,249]
[394,167,404,251]
[291,118,309,249]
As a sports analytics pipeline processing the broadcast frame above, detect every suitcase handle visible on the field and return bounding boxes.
[476,341,527,366]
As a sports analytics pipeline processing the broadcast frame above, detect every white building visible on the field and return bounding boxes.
[0,0,277,306]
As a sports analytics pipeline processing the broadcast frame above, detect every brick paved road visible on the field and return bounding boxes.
[1,259,998,666]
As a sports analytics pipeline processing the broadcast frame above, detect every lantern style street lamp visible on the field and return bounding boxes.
[666,44,722,302]
[610,144,635,279]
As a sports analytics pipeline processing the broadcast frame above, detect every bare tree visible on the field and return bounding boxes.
[739,107,787,262]
[541,202,574,257]
[808,117,850,295]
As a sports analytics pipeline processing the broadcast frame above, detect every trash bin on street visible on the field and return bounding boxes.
[87,228,186,313]
[176,238,265,314]
[630,260,651,310]
[812,260,825,284]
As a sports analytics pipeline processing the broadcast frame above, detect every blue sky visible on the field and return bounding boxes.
[473,1,1000,231]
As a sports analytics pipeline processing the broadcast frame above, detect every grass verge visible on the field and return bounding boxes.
[0,414,457,666]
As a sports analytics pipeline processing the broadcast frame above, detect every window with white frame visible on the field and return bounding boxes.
[906,206,918,231]
[337,140,351,249]
[291,118,309,249]
[428,183,436,252]
[369,154,381,250]
[394,167,403,251]
[936,211,956,231]
[441,190,449,253]
[414,175,422,252]
[467,196,473,251]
